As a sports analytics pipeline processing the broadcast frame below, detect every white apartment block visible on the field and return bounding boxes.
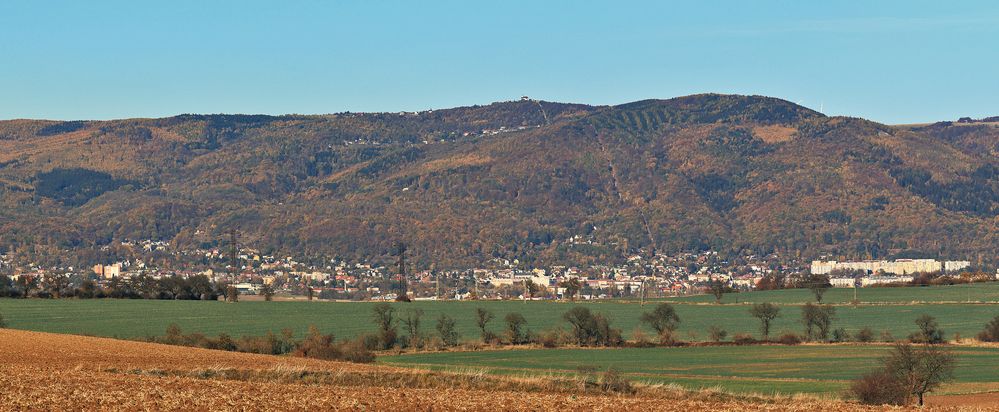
[811,259,970,275]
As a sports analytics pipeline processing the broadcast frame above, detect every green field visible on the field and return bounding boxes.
[667,282,999,304]
[1,290,998,342]
[380,345,999,396]
[4,285,999,399]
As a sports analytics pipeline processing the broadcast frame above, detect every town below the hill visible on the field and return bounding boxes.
[2,239,995,301]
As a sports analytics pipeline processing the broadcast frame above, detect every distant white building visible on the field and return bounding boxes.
[93,263,121,279]
[861,276,914,287]
[944,261,972,272]
[811,259,966,276]
[488,277,516,286]
[828,274,913,287]
[235,282,259,294]
[830,277,857,288]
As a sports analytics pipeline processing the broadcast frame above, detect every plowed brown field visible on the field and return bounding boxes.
[0,329,988,411]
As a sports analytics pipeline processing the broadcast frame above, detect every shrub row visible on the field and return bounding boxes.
[150,324,374,363]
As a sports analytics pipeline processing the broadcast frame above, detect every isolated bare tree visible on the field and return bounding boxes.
[749,303,780,340]
[504,312,528,344]
[372,303,397,349]
[708,279,727,304]
[401,308,424,348]
[806,273,832,302]
[801,303,835,341]
[911,314,945,344]
[853,343,955,406]
[475,307,495,342]
[435,313,459,347]
[640,303,680,339]
[887,343,955,406]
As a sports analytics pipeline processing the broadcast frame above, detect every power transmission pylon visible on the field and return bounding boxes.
[640,279,646,306]
[228,229,238,303]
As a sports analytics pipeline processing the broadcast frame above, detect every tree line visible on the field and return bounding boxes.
[0,274,226,300]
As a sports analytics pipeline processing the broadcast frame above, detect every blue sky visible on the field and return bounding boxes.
[1,1,997,123]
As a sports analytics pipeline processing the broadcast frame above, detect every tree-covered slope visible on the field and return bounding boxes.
[0,94,996,268]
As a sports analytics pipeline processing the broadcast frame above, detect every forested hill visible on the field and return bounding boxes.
[1,94,997,268]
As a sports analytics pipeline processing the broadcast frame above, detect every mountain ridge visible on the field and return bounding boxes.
[0,94,996,269]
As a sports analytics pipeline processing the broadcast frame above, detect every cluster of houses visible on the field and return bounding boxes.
[3,240,801,301]
[471,251,798,300]
[5,236,996,300]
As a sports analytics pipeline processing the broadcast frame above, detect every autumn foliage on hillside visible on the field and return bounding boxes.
[0,94,996,268]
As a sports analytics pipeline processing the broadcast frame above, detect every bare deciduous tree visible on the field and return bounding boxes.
[372,303,397,349]
[401,308,424,348]
[708,279,728,304]
[891,343,955,406]
[749,303,780,340]
[504,312,528,344]
[475,307,496,342]
[852,343,956,406]
[640,303,680,339]
[806,273,832,302]
[435,313,459,347]
[910,314,945,344]
[801,303,835,341]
